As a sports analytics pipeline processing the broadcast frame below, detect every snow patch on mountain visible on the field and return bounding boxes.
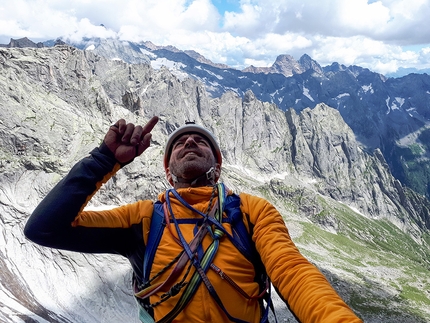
[150,58,186,70]
[150,58,188,80]
[336,93,350,99]
[85,44,95,51]
[394,97,405,108]
[112,57,125,62]
[361,84,374,94]
[385,97,407,113]
[195,66,224,80]
[303,86,315,102]
[139,48,156,58]
[385,96,391,113]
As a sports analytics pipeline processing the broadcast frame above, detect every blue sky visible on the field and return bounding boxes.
[213,0,241,15]
[0,0,429,75]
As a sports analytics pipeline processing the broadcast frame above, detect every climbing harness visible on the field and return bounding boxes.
[134,183,276,323]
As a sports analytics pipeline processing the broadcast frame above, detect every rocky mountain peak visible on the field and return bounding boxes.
[241,53,323,77]
[241,64,268,74]
[323,61,348,74]
[142,40,158,50]
[184,49,230,69]
[272,54,303,76]
[299,53,324,75]
[242,54,303,76]
[0,36,44,48]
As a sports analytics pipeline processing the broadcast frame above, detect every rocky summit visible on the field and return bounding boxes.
[0,45,430,322]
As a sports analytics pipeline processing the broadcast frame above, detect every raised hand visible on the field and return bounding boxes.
[104,116,159,164]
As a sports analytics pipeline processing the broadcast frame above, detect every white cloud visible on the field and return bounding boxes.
[338,0,390,30]
[223,3,263,36]
[422,47,430,55]
[238,32,312,62]
[0,0,429,75]
[65,19,118,43]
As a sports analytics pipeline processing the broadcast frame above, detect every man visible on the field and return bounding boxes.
[25,116,362,323]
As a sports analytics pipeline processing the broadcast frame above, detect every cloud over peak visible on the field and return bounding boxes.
[0,0,429,75]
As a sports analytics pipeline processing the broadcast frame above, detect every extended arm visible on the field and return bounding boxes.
[24,143,134,253]
[241,193,362,323]
[24,117,159,254]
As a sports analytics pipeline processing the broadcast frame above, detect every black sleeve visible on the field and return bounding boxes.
[24,143,140,256]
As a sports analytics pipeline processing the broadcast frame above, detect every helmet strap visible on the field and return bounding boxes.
[171,167,217,187]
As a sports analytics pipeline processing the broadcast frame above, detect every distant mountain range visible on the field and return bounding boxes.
[386,66,430,78]
[2,36,430,200]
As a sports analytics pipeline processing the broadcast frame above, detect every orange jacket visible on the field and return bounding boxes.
[74,186,362,323]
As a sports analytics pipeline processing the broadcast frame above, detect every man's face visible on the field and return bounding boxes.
[167,133,217,182]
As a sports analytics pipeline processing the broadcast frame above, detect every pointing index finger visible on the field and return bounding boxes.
[142,116,159,135]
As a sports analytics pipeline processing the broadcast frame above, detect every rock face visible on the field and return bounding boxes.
[1,46,430,322]
[53,37,430,200]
